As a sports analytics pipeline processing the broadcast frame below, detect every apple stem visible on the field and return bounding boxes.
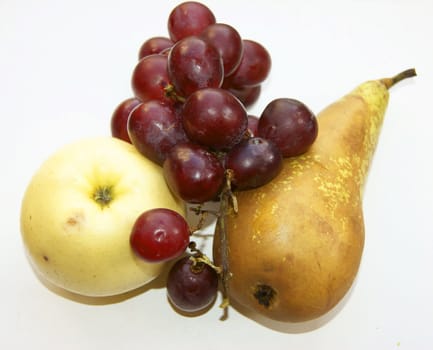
[93,186,113,208]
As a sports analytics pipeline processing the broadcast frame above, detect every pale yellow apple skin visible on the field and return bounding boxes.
[21,137,184,297]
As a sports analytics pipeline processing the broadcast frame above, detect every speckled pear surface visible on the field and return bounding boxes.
[215,70,415,322]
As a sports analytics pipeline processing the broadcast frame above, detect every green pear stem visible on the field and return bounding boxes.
[381,68,417,89]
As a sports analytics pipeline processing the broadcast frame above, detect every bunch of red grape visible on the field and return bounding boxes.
[111,1,318,315]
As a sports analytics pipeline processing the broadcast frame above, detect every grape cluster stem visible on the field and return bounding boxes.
[215,170,237,320]
[188,171,236,320]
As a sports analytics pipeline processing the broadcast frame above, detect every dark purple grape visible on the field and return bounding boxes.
[127,100,188,165]
[182,88,248,151]
[167,256,218,313]
[247,115,259,137]
[200,23,243,77]
[258,98,318,157]
[138,36,174,60]
[224,83,261,109]
[163,142,224,203]
[168,36,224,98]
[110,97,142,143]
[226,39,271,87]
[225,137,282,190]
[167,2,216,42]
[131,54,172,104]
[159,47,172,56]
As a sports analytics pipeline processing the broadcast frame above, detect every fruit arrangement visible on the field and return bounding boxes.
[20,1,416,323]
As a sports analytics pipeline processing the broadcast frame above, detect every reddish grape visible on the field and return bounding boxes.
[138,36,174,60]
[159,47,171,56]
[127,100,188,165]
[130,208,190,263]
[168,36,224,98]
[131,54,172,104]
[200,23,243,77]
[225,83,261,109]
[247,115,259,137]
[225,137,282,190]
[167,256,218,313]
[110,97,141,143]
[258,98,318,157]
[226,39,271,87]
[167,1,216,42]
[163,142,224,203]
[182,88,248,151]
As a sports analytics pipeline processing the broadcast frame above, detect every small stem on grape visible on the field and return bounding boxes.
[193,255,223,274]
[229,191,238,215]
[188,240,198,251]
[164,84,186,103]
[188,241,222,274]
[189,205,208,233]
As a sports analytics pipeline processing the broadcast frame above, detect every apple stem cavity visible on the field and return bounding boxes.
[93,185,113,208]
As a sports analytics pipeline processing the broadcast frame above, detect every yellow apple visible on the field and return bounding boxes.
[20,137,184,297]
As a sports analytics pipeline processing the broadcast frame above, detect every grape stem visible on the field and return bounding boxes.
[215,170,237,320]
[189,205,212,233]
[188,243,223,274]
[164,84,186,103]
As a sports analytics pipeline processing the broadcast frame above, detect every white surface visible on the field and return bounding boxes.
[2,0,433,349]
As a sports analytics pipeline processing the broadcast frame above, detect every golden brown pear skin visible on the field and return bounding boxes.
[214,69,416,322]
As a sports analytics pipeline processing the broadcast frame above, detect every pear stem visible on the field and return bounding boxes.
[381,68,417,89]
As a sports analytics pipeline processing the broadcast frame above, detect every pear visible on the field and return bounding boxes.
[214,69,416,322]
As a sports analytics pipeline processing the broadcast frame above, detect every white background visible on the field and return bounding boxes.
[2,0,433,349]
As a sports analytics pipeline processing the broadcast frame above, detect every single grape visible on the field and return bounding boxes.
[159,47,172,56]
[163,142,224,203]
[131,54,172,104]
[258,98,318,157]
[167,1,216,42]
[182,88,248,151]
[167,256,218,313]
[130,208,190,263]
[110,97,142,143]
[226,39,271,87]
[200,23,243,77]
[167,36,224,98]
[225,137,282,190]
[247,115,259,137]
[127,100,188,165]
[138,36,174,60]
[224,83,261,109]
